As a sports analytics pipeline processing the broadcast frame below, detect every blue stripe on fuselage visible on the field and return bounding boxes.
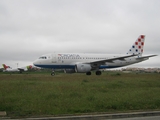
[34,64,75,69]
[34,64,121,69]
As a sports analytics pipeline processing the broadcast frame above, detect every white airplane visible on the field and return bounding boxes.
[2,64,32,73]
[33,35,157,76]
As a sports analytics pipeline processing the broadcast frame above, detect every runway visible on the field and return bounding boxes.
[113,116,160,120]
[15,111,160,120]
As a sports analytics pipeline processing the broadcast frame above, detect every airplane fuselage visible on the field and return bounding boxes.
[34,53,147,70]
[3,68,19,72]
[2,64,32,73]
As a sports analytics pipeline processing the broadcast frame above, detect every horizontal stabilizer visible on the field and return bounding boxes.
[136,55,157,60]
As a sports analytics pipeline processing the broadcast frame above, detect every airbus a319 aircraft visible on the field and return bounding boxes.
[2,64,32,73]
[33,35,157,76]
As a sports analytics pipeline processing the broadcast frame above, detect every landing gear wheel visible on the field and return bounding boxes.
[96,71,101,75]
[51,72,55,76]
[86,71,91,75]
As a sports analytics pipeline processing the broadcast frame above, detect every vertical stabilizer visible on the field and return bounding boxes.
[27,65,32,70]
[2,64,8,70]
[127,35,145,57]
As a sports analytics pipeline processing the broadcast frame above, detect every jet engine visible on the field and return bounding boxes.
[75,63,92,73]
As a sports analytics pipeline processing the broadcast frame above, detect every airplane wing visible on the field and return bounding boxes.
[86,54,138,65]
[18,65,32,72]
[18,68,25,72]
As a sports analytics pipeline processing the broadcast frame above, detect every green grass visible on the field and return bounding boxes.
[0,72,160,118]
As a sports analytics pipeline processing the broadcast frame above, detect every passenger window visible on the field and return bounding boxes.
[39,57,45,59]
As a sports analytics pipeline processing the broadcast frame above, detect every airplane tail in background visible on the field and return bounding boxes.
[2,64,9,70]
[127,35,145,57]
[27,65,32,70]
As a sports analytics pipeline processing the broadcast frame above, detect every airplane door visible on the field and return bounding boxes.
[52,54,57,63]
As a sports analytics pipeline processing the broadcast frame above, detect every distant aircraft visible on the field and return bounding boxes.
[2,64,32,73]
[33,35,157,76]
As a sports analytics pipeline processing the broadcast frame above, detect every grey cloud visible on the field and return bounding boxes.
[0,0,159,68]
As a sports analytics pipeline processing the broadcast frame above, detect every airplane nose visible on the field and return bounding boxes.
[33,60,39,66]
[33,61,36,66]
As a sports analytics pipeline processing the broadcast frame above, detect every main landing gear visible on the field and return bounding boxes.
[96,71,101,75]
[51,70,102,76]
[86,71,102,75]
[86,71,91,75]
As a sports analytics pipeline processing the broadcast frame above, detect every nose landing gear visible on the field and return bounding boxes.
[51,72,55,76]
[51,70,55,76]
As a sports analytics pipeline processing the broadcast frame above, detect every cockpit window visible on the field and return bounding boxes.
[39,56,47,59]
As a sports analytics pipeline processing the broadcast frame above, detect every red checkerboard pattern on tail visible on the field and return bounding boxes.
[127,35,145,56]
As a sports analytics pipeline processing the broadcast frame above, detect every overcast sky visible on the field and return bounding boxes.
[0,0,159,69]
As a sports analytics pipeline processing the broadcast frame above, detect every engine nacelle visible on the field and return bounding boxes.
[75,63,92,73]
[64,69,75,73]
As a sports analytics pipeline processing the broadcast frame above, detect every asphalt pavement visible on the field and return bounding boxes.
[1,111,160,120]
[110,116,160,120]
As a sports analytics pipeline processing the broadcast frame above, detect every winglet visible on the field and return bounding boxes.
[127,35,145,57]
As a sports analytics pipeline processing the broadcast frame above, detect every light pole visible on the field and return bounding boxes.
[16,63,18,68]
